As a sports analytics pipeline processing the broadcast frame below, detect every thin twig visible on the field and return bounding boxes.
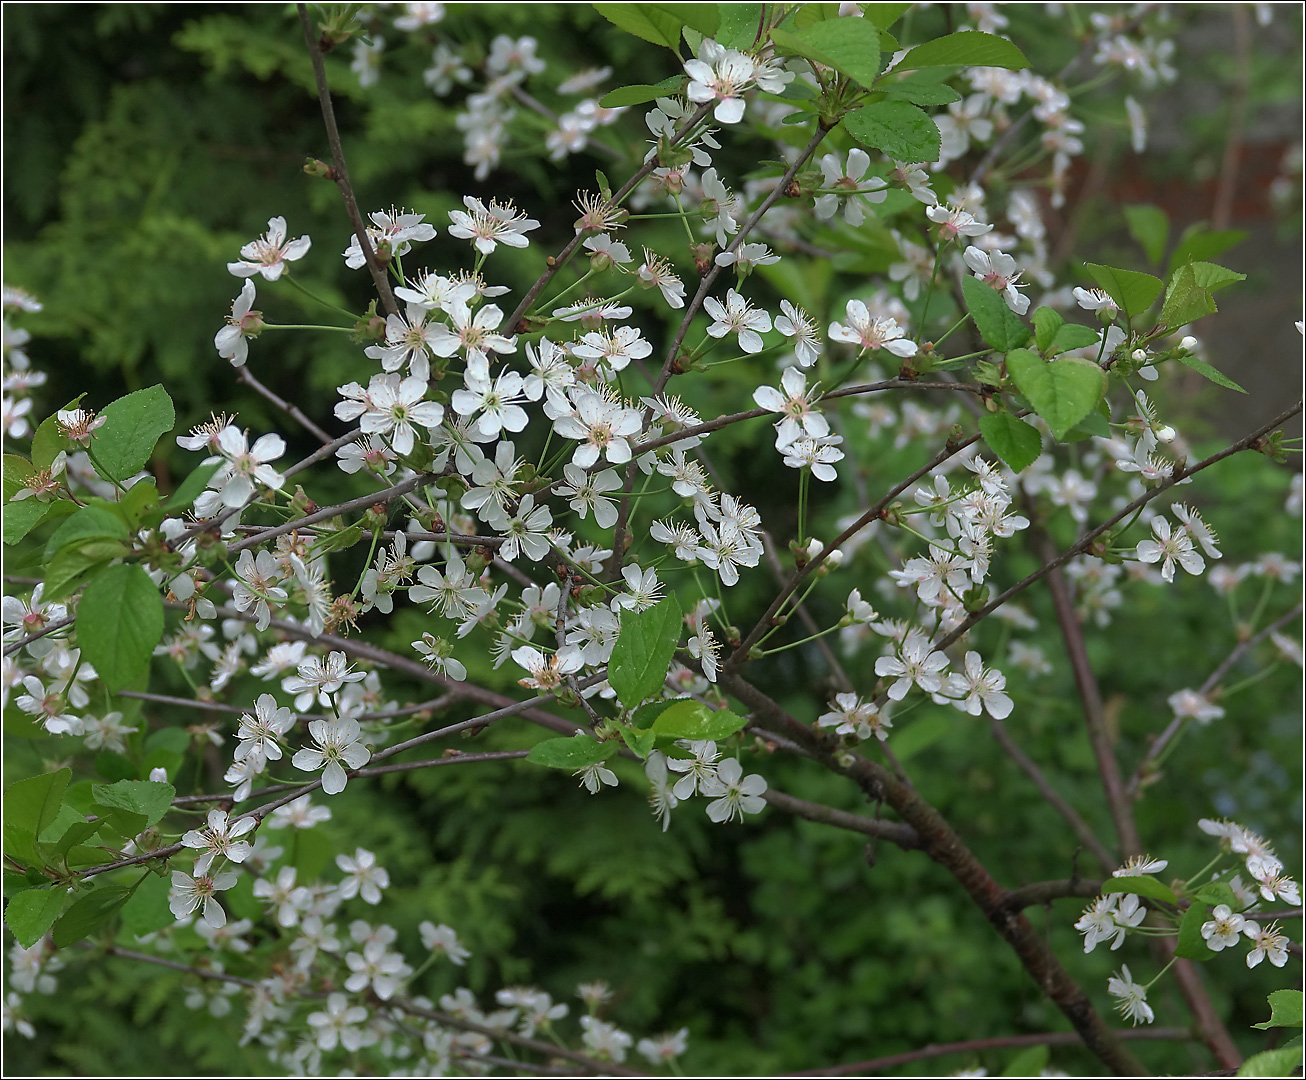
[1127,602,1303,796]
[236,366,334,445]
[297,3,397,316]
[987,718,1115,873]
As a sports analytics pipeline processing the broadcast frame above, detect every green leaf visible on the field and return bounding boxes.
[3,887,72,948]
[1167,225,1247,275]
[75,563,164,692]
[51,883,133,948]
[1102,875,1179,904]
[1189,260,1246,293]
[594,3,712,50]
[112,479,159,528]
[1252,990,1304,1031]
[119,872,174,938]
[90,384,175,482]
[1060,407,1111,442]
[962,275,1030,352]
[162,461,221,516]
[1175,901,1216,961]
[1085,263,1163,320]
[861,2,913,29]
[1001,1044,1049,1078]
[43,538,131,603]
[843,100,940,163]
[38,802,88,845]
[650,699,749,741]
[91,779,175,829]
[2,497,58,546]
[1032,306,1063,353]
[619,726,657,760]
[4,768,72,837]
[875,79,961,106]
[1194,881,1240,908]
[1045,322,1100,356]
[50,819,101,857]
[1006,350,1107,442]
[897,30,1029,70]
[664,2,719,36]
[1123,204,1169,265]
[775,19,880,87]
[4,823,39,867]
[1176,353,1246,393]
[527,732,618,769]
[1159,262,1217,328]
[715,3,762,49]
[978,413,1042,473]
[44,505,128,561]
[608,595,683,708]
[30,413,70,471]
[1237,1047,1304,1077]
[598,80,683,108]
[3,453,34,499]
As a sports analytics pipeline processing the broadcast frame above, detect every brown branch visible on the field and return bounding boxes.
[1038,528,1140,860]
[987,718,1115,874]
[928,401,1304,659]
[726,429,985,671]
[389,998,652,1078]
[762,788,921,849]
[1002,877,1104,911]
[297,3,397,316]
[225,472,435,554]
[783,1027,1191,1077]
[237,366,334,445]
[719,672,1146,1076]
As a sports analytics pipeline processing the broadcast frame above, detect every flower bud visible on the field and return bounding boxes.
[1155,425,1176,443]
[1179,335,1198,352]
[1131,349,1149,363]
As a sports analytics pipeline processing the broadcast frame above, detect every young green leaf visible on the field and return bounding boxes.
[774,19,879,87]
[843,100,940,163]
[1085,263,1163,320]
[1005,349,1106,441]
[75,564,164,692]
[594,3,715,50]
[608,595,683,708]
[875,79,962,105]
[978,413,1042,473]
[598,79,683,108]
[897,30,1029,71]
[1032,306,1064,353]
[1102,876,1179,904]
[1174,901,1216,961]
[962,275,1030,352]
[861,2,913,29]
[715,3,762,49]
[1174,353,1246,393]
[1166,225,1247,275]
[91,779,176,829]
[650,699,749,741]
[3,887,72,949]
[1158,263,1217,329]
[4,768,72,838]
[1123,204,1169,265]
[51,883,133,948]
[1045,322,1100,357]
[44,505,128,561]
[92,385,175,482]
[1251,989,1304,1031]
[526,733,618,769]
[119,873,175,937]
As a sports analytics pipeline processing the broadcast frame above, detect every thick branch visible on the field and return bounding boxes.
[720,672,1146,1076]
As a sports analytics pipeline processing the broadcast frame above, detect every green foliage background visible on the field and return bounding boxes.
[2,4,1301,1076]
